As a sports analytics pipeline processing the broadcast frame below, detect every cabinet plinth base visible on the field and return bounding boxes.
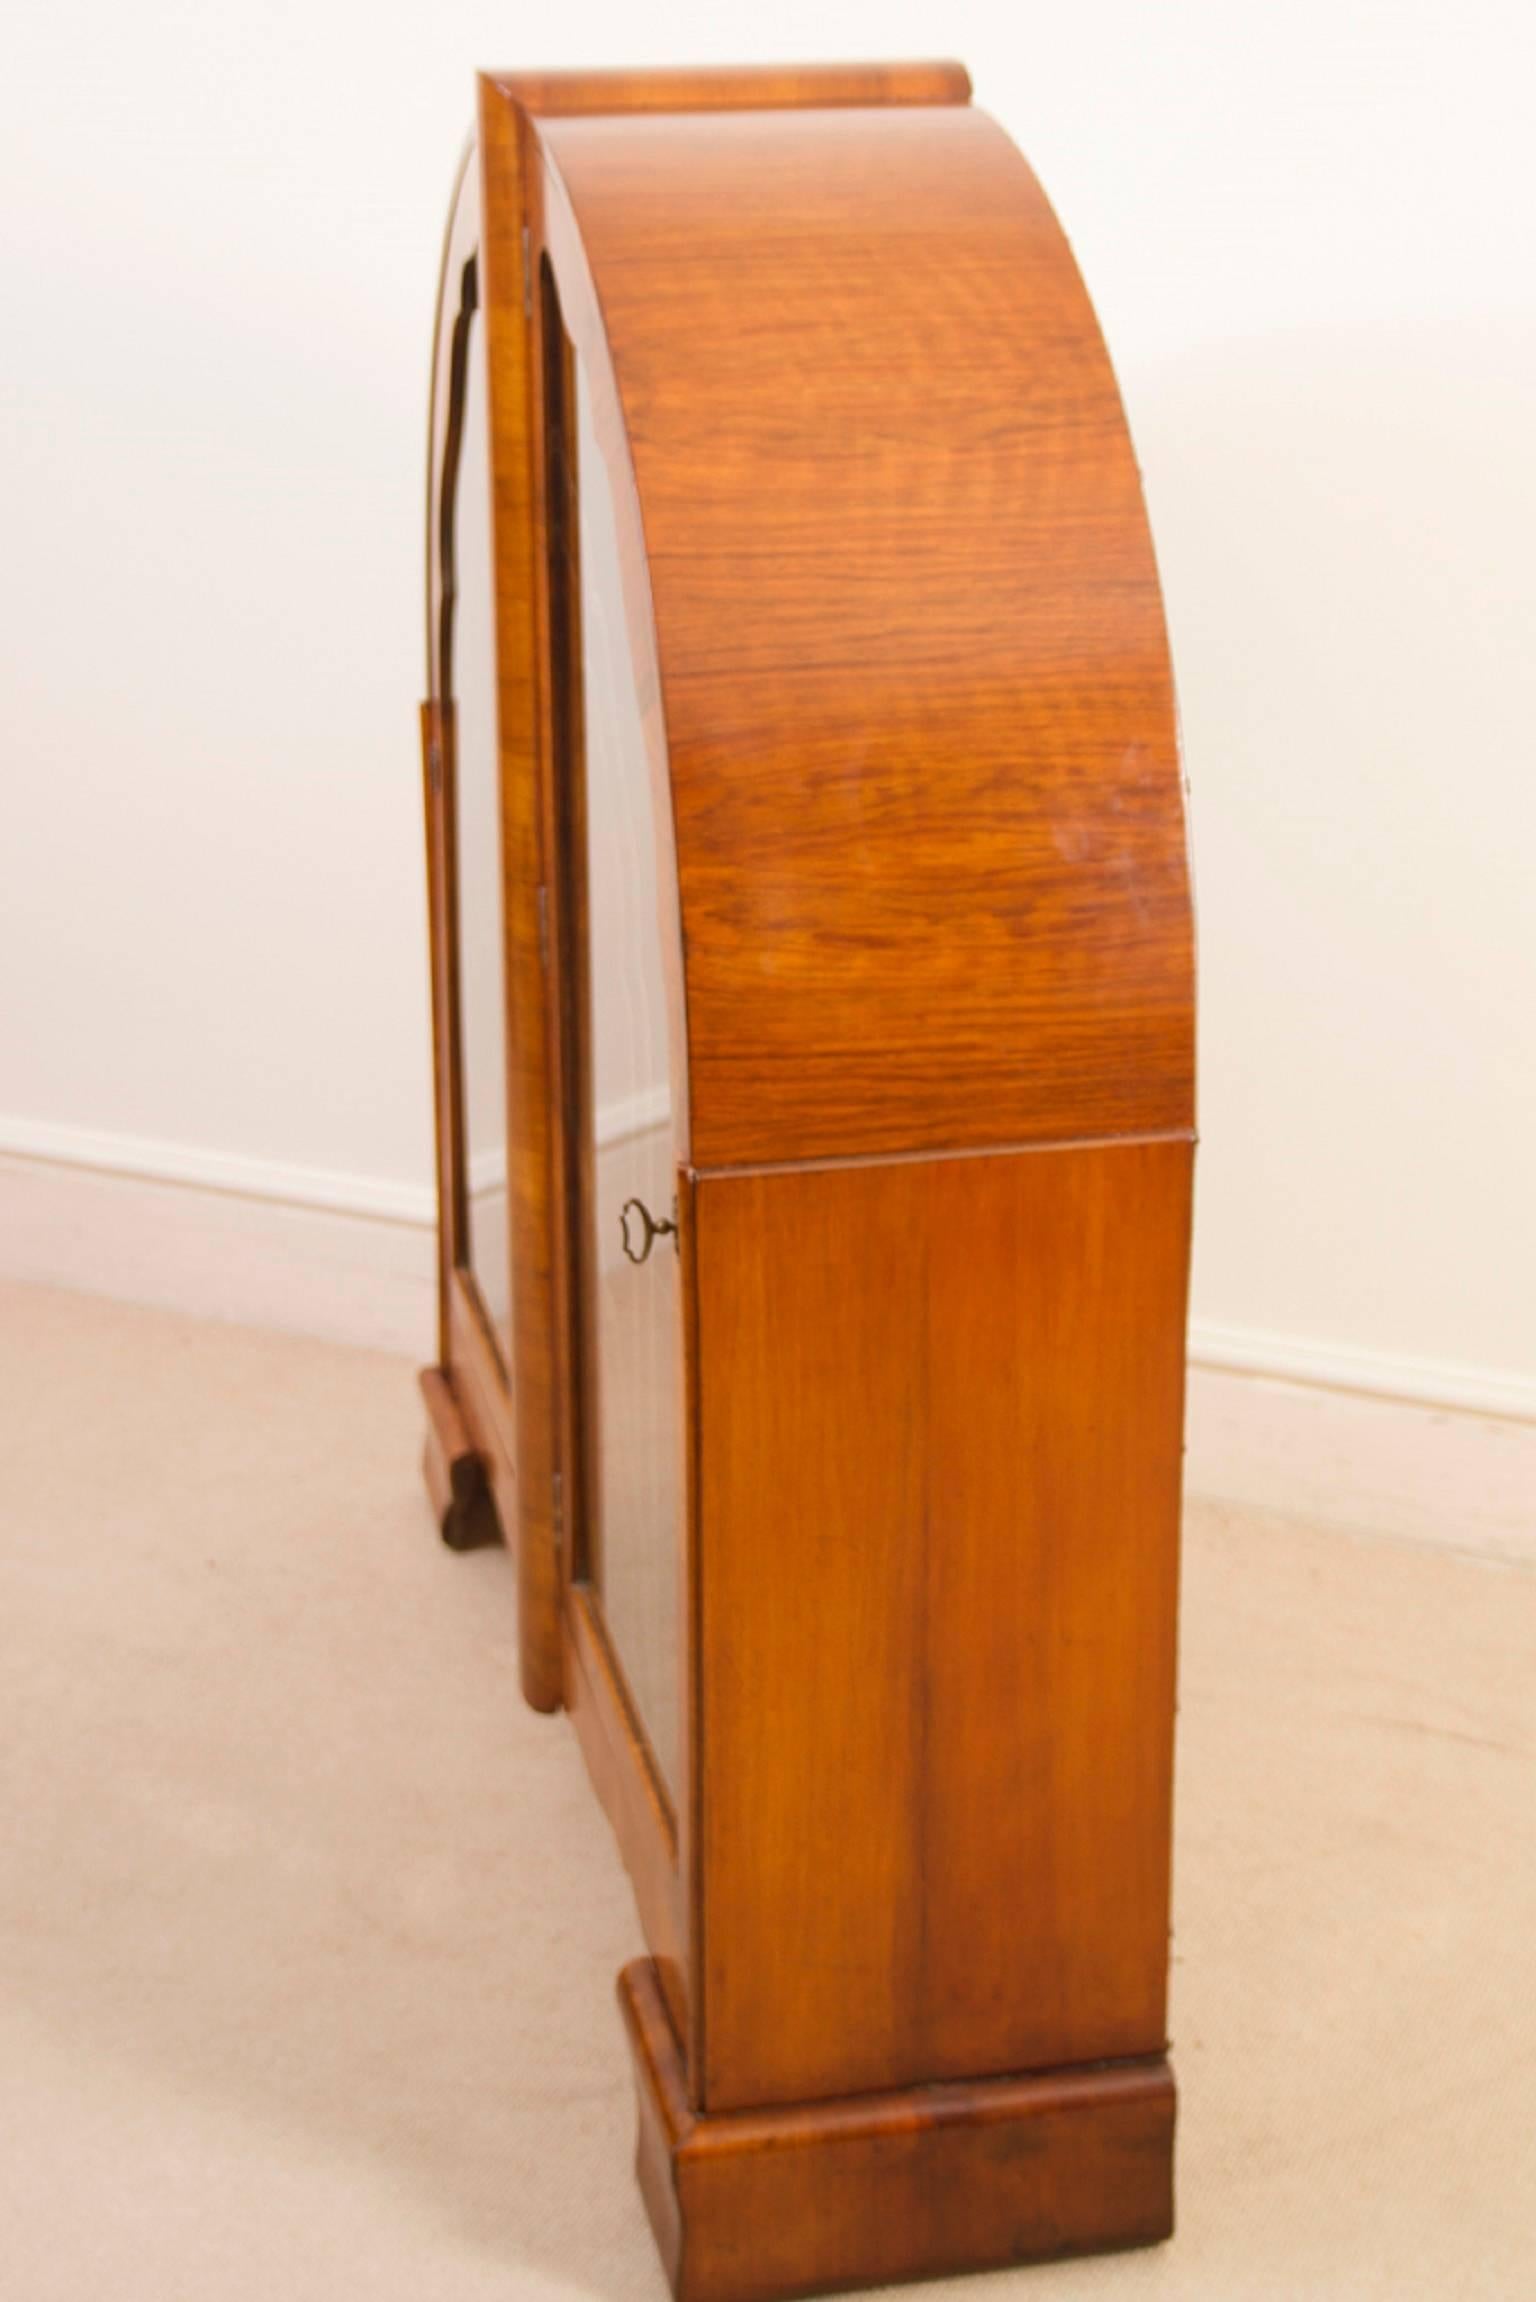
[617,1959,1175,2302]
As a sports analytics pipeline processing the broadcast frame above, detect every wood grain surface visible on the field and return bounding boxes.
[421,69,1196,2301]
[541,103,1193,1166]
[473,83,564,1709]
[693,1136,1191,2110]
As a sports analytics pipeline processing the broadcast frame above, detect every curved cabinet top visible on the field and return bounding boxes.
[517,79,1193,1169]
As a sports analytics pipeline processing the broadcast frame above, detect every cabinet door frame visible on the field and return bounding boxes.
[418,81,695,2051]
[522,103,704,2053]
[540,240,694,1833]
[421,144,527,1569]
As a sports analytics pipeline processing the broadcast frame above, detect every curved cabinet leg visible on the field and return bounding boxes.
[419,1365,502,1553]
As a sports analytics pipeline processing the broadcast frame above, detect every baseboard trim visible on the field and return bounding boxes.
[0,1143,434,1357]
[0,1097,675,1231]
[0,1113,434,1226]
[1189,1317,1534,1425]
[1185,1361,1535,1565]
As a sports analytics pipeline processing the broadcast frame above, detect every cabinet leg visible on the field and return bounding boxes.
[419,1366,501,1552]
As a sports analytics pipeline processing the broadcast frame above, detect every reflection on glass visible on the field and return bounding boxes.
[451,257,514,1368]
[575,354,681,1798]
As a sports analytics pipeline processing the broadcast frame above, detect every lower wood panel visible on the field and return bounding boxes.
[693,1135,1191,2111]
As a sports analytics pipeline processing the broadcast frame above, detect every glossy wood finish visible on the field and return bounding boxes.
[471,83,565,1710]
[620,1958,1175,2302]
[693,1137,1190,2110]
[418,61,1195,2301]
[541,104,1193,1166]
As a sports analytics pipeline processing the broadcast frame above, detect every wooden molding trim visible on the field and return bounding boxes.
[486,62,973,119]
[619,1959,1174,2302]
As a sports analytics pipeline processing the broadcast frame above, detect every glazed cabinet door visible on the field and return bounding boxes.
[545,269,685,1809]
[420,144,541,1594]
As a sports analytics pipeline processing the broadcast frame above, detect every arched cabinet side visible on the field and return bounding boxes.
[530,92,1193,2139]
[541,103,1195,1169]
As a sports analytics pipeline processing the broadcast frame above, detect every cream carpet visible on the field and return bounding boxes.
[1,1281,1531,2299]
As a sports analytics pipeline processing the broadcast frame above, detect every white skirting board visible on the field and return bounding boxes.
[1,1132,1532,1564]
[1186,1364,1534,1567]
[0,1147,437,1359]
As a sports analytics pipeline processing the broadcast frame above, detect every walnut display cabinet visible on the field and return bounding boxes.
[417,60,1195,2302]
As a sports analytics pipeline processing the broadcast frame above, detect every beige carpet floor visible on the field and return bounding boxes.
[1,1281,1532,2299]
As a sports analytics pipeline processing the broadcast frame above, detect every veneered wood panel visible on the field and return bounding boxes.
[542,106,1193,1166]
[694,1136,1190,2110]
[919,1135,1189,2078]
[695,1158,930,2106]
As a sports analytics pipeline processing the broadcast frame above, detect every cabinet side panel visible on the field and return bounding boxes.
[695,1139,1190,2111]
[919,1138,1189,2078]
[694,1162,930,2108]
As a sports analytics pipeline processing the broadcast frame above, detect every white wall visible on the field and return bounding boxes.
[3,2,1532,1414]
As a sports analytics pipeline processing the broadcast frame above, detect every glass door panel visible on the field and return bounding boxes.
[556,308,682,1801]
[444,234,514,1370]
